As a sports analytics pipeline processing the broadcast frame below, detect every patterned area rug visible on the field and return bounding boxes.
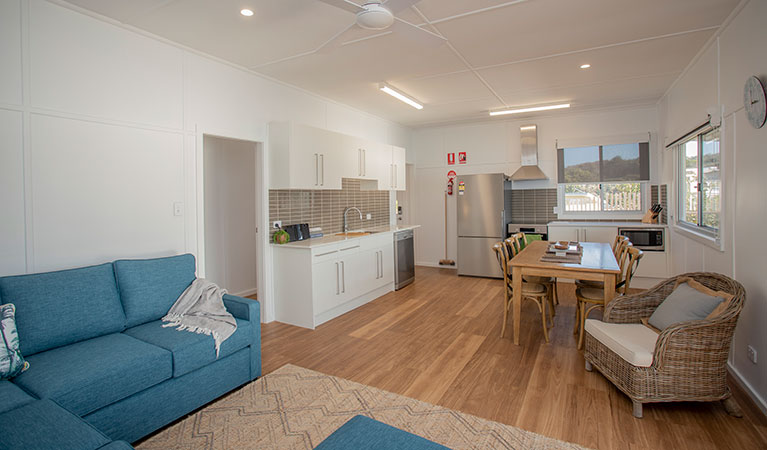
[137,364,586,449]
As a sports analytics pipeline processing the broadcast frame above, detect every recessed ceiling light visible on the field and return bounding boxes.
[240,9,254,17]
[379,83,423,110]
[580,64,591,69]
[489,103,570,116]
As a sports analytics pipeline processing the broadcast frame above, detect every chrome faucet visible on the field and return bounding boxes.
[343,207,363,233]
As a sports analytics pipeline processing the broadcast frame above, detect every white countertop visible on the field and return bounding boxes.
[547,221,667,228]
[274,224,420,249]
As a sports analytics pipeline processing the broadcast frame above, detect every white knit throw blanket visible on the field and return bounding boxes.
[162,278,236,357]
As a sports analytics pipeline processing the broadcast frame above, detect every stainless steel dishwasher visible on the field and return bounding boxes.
[394,229,415,290]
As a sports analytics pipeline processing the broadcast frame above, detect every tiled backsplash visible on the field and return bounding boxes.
[511,188,558,224]
[269,179,390,238]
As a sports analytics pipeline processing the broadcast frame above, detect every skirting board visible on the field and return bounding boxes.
[728,362,767,416]
[417,262,457,269]
[233,288,257,298]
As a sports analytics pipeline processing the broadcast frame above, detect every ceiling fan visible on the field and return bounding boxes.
[315,0,446,53]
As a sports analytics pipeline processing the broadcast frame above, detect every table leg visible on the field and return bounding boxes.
[512,265,522,345]
[603,273,616,311]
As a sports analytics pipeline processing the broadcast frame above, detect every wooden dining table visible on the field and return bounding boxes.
[508,240,621,345]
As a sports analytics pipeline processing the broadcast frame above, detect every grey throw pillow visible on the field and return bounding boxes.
[648,281,726,331]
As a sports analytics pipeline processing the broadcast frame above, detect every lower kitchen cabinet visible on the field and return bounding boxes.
[273,233,395,329]
[548,224,618,244]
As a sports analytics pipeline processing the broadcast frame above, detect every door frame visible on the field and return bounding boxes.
[195,123,271,323]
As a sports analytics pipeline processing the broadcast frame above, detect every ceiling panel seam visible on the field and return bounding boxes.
[410,5,508,108]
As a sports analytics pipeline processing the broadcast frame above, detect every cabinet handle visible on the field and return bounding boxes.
[341,261,346,293]
[362,149,366,176]
[375,250,380,279]
[340,245,359,251]
[315,250,338,257]
[315,153,319,186]
[379,251,383,278]
[335,262,340,295]
[320,154,325,186]
[582,228,587,241]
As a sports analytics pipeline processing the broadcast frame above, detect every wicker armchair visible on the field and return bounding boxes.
[583,272,746,418]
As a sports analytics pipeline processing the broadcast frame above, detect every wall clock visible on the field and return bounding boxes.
[744,76,766,129]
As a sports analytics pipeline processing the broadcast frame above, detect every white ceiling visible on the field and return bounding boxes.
[63,0,740,127]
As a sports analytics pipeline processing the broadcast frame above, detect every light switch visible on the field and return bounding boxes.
[366,213,372,220]
[173,202,184,216]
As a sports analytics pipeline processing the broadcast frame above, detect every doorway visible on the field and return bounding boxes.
[202,135,259,298]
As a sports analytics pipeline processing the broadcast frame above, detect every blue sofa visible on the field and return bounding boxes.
[0,254,261,449]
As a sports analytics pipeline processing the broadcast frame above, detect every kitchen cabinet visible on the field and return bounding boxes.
[273,233,395,329]
[548,224,617,244]
[269,122,341,190]
[269,121,407,191]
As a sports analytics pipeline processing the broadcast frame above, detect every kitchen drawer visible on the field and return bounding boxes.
[311,244,341,264]
[360,233,393,250]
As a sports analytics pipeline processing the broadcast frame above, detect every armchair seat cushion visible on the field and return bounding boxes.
[584,319,658,367]
[13,334,172,416]
[123,318,252,377]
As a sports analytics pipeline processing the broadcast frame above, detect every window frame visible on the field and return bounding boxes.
[674,128,721,244]
[556,141,650,219]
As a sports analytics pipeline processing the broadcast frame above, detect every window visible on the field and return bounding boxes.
[557,142,649,213]
[677,128,720,234]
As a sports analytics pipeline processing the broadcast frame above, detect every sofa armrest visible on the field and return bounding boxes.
[222,294,261,380]
[223,294,260,323]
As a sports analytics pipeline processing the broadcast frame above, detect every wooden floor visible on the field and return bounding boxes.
[262,266,767,450]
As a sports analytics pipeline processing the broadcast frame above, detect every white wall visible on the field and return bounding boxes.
[203,136,257,297]
[0,0,410,323]
[656,0,767,412]
[410,106,658,266]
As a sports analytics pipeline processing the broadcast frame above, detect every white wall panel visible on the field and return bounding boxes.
[29,0,183,128]
[665,43,718,142]
[0,0,22,106]
[30,114,185,271]
[0,110,26,275]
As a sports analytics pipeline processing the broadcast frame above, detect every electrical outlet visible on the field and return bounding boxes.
[366,213,372,220]
[273,221,282,229]
[173,202,184,216]
[747,345,757,364]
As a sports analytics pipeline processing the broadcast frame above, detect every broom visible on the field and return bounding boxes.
[439,191,455,266]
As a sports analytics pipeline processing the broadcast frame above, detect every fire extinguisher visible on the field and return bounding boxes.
[447,179,454,196]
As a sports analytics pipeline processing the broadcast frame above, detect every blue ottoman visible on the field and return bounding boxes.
[315,415,450,450]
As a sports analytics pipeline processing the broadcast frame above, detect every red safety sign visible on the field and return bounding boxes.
[447,153,455,165]
[458,152,467,164]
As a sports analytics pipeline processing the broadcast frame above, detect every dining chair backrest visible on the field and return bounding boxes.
[512,232,526,251]
[621,247,644,294]
[614,241,633,291]
[492,242,512,289]
[503,237,517,259]
[613,235,630,257]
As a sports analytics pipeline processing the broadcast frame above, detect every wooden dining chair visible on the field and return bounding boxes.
[575,246,644,349]
[513,232,559,316]
[492,242,551,342]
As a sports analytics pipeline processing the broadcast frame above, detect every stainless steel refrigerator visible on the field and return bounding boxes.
[457,173,512,278]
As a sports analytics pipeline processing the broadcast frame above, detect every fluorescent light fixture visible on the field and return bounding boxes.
[379,84,423,110]
[519,125,536,131]
[489,103,570,116]
[580,63,591,69]
[240,8,254,16]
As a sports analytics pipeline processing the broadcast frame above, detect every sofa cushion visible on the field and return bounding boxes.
[0,380,35,414]
[585,319,659,367]
[0,263,126,355]
[114,254,196,328]
[13,333,172,416]
[0,399,111,450]
[315,415,450,450]
[124,318,252,377]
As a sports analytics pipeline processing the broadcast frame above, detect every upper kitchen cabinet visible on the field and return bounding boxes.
[391,145,406,191]
[269,122,342,190]
[269,122,406,191]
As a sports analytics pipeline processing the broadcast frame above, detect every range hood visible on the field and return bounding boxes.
[511,124,548,181]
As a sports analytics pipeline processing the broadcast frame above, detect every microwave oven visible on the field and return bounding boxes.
[618,227,664,251]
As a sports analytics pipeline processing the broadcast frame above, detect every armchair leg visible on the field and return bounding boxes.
[584,360,593,372]
[722,396,744,418]
[632,400,643,419]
